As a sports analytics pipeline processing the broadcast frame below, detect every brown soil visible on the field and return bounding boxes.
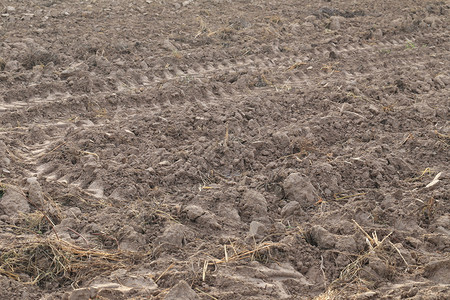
[0,0,449,299]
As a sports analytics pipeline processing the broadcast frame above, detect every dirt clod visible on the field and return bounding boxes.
[0,186,30,216]
[283,173,318,206]
[164,280,199,300]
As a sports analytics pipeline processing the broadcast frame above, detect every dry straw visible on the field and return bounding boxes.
[0,237,145,287]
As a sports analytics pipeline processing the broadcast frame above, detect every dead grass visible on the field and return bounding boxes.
[22,49,59,70]
[200,241,283,281]
[0,237,145,288]
[313,289,339,300]
[317,220,417,298]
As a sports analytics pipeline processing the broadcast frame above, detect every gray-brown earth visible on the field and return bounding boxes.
[0,0,449,299]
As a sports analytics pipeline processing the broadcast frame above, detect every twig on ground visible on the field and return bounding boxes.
[195,288,218,300]
[155,263,174,283]
[66,227,89,247]
[44,214,59,240]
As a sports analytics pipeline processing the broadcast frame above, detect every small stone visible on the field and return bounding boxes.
[6,6,15,13]
[164,280,199,300]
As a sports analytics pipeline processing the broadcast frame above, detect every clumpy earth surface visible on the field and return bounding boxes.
[0,0,449,299]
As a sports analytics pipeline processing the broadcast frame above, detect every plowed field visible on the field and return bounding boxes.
[0,0,449,299]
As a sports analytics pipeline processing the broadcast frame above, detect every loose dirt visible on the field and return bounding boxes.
[0,0,449,299]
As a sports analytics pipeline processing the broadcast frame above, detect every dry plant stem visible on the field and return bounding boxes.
[224,245,228,263]
[228,239,238,255]
[338,231,392,282]
[334,193,367,201]
[352,219,374,246]
[202,260,208,281]
[200,242,279,281]
[42,141,67,157]
[79,150,99,159]
[320,255,327,289]
[66,227,89,247]
[154,209,179,222]
[388,241,410,268]
[155,263,174,283]
[0,237,138,286]
[91,232,119,249]
[215,242,280,265]
[44,214,59,240]
[195,287,218,300]
[0,269,20,281]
